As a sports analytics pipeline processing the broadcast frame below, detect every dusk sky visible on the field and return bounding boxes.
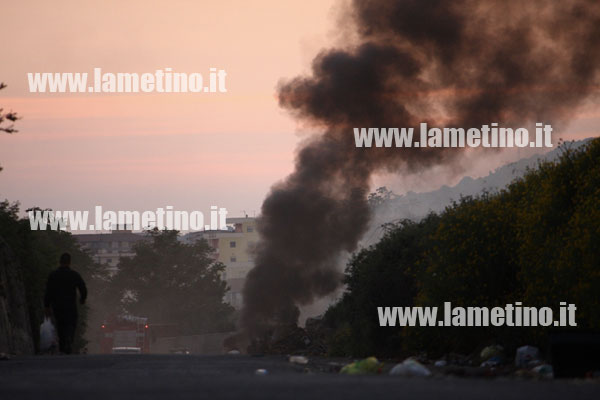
[1,0,598,226]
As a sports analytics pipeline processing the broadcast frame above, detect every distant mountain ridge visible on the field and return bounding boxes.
[362,138,592,246]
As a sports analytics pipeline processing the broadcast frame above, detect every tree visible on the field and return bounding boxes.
[0,82,19,133]
[111,229,234,334]
[0,82,20,172]
[0,202,102,353]
[325,139,600,357]
[325,215,439,357]
[367,186,397,208]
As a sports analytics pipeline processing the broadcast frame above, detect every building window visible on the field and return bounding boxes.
[247,226,254,232]
[230,256,237,262]
[230,241,236,248]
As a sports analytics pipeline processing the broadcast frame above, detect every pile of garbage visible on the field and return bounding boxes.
[335,356,431,376]
[238,321,597,380]
[474,344,554,379]
[263,325,312,354]
[247,317,331,356]
[340,357,383,374]
[257,341,600,381]
[331,344,562,379]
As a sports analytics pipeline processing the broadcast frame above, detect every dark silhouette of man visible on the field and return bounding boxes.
[44,252,87,354]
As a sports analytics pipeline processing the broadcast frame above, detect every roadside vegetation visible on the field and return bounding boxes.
[108,229,235,335]
[0,202,100,353]
[326,138,600,358]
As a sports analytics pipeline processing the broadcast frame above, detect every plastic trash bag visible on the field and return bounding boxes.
[289,355,309,365]
[481,356,503,368]
[389,358,431,377]
[532,364,554,379]
[39,317,57,352]
[340,357,383,375]
[480,345,504,361]
[515,345,540,368]
[254,369,268,375]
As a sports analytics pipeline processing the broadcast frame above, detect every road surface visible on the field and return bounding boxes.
[0,354,598,400]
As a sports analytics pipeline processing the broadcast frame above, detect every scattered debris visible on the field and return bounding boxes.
[515,346,540,368]
[170,348,190,355]
[223,332,249,354]
[340,357,383,375]
[254,369,269,376]
[480,356,503,368]
[248,326,310,355]
[227,350,240,355]
[446,353,472,366]
[389,358,431,377]
[324,361,346,373]
[480,345,504,361]
[289,355,309,365]
[532,364,554,379]
[246,319,331,356]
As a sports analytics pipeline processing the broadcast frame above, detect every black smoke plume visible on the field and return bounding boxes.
[241,0,600,336]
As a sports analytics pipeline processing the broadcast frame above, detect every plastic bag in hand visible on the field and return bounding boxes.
[39,317,57,352]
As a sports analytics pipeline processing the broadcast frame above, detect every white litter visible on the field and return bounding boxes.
[289,355,309,365]
[389,358,431,377]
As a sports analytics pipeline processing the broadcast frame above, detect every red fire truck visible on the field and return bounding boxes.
[100,315,150,354]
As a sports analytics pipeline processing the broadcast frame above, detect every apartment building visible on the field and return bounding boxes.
[182,217,258,309]
[74,228,147,274]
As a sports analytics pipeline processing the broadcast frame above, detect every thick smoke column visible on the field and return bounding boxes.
[242,0,600,336]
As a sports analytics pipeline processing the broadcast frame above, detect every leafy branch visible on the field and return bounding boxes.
[0,82,20,134]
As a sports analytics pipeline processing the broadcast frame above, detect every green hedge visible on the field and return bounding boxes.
[326,139,600,358]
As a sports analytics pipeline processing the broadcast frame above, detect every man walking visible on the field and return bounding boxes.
[44,252,87,354]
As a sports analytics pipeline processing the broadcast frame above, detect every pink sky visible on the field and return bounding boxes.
[1,0,598,227]
[0,0,340,219]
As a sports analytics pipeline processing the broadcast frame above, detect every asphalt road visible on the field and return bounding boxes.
[0,354,599,400]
